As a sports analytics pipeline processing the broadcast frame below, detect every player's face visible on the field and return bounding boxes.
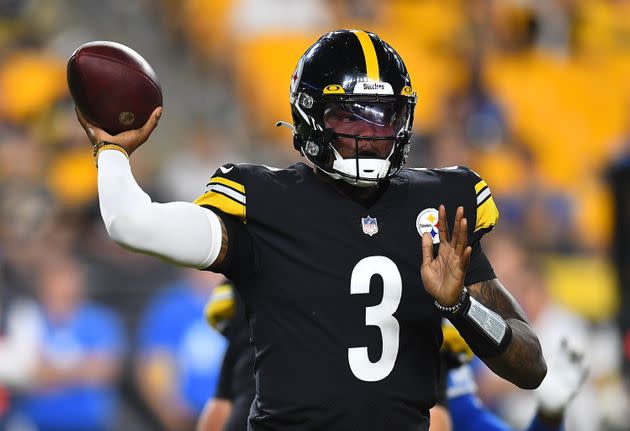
[324,102,402,158]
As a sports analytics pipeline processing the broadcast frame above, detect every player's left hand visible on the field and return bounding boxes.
[421,205,472,307]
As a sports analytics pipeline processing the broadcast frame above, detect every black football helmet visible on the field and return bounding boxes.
[287,29,417,186]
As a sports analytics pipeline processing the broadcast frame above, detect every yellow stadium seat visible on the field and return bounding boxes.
[576,0,630,59]
[471,148,529,197]
[232,33,320,139]
[545,254,618,322]
[385,37,468,132]
[182,0,236,65]
[377,1,468,131]
[0,51,66,122]
[47,150,97,208]
[486,52,630,187]
[483,50,630,246]
[380,0,466,50]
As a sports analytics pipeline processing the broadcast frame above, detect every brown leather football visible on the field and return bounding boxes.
[67,41,163,135]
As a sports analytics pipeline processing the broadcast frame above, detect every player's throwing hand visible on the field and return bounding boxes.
[421,205,473,307]
[76,107,162,157]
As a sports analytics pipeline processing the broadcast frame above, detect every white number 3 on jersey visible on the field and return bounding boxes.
[348,256,402,382]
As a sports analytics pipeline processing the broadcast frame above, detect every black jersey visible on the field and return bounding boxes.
[194,163,499,431]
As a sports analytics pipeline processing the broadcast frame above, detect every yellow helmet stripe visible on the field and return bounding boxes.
[351,30,379,81]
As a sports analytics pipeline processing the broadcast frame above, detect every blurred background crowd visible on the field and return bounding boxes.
[1,0,630,430]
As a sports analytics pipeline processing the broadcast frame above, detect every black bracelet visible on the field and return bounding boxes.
[434,287,469,316]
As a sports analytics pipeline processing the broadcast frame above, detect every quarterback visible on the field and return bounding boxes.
[77,30,546,430]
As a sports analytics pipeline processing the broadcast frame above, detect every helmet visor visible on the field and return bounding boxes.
[323,101,408,135]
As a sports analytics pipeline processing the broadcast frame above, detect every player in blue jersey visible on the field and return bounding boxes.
[438,324,587,431]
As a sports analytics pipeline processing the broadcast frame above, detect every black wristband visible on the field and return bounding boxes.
[434,287,469,315]
[446,294,513,358]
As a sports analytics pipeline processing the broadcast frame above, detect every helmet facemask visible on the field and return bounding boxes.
[324,100,409,187]
[292,94,415,187]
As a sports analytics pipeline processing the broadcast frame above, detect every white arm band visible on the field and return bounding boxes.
[97,150,223,268]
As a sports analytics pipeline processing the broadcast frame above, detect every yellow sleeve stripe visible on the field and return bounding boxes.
[209,176,245,193]
[351,30,380,81]
[474,180,488,194]
[477,187,491,206]
[194,192,246,221]
[475,195,499,232]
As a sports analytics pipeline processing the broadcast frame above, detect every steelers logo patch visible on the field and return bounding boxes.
[416,208,440,244]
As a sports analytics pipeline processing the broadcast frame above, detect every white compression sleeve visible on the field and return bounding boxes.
[97,150,223,268]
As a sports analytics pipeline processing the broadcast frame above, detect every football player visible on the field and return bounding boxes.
[197,280,254,431]
[76,30,547,431]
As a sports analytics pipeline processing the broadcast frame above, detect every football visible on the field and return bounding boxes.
[67,41,163,135]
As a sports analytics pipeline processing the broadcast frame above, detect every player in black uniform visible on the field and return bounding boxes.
[77,30,547,431]
[198,280,255,431]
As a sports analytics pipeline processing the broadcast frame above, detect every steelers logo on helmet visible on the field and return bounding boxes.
[323,84,345,94]
[288,29,417,187]
[416,208,440,244]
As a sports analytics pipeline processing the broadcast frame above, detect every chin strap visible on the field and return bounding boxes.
[285,120,408,186]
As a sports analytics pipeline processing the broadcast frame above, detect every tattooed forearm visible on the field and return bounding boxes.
[467,278,547,389]
[467,279,528,322]
[482,319,546,389]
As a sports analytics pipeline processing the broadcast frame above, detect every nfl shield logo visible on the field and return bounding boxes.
[361,216,379,236]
